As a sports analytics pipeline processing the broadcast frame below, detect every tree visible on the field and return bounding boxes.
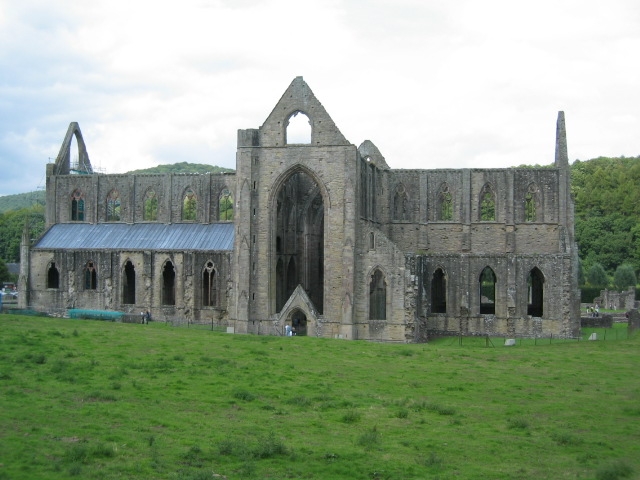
[613,264,637,291]
[0,258,10,283]
[587,263,609,287]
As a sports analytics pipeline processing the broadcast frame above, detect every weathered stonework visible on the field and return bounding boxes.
[21,77,581,340]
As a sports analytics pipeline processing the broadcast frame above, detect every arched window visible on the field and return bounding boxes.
[527,267,544,317]
[182,188,197,221]
[525,184,539,222]
[122,260,136,304]
[438,184,453,221]
[106,190,121,222]
[369,232,375,250]
[393,184,409,221]
[202,261,217,307]
[479,185,495,221]
[219,188,233,221]
[71,189,85,221]
[369,269,387,320]
[431,268,447,313]
[479,266,496,314]
[286,111,311,144]
[143,189,158,221]
[47,262,59,289]
[162,261,176,306]
[84,261,97,290]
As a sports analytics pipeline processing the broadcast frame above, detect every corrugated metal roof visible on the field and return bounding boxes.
[33,223,235,251]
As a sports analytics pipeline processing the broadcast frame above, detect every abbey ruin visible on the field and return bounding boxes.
[19,77,581,341]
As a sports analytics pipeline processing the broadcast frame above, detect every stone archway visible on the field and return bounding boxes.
[273,169,324,314]
[289,308,308,336]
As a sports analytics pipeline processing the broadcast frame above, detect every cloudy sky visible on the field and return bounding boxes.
[1,0,639,197]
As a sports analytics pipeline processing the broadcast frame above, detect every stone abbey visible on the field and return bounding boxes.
[19,77,581,341]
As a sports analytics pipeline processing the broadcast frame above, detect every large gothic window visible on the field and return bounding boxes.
[71,189,85,221]
[219,188,233,221]
[122,260,136,305]
[47,262,59,289]
[479,184,495,221]
[202,261,217,307]
[106,190,121,222]
[143,189,158,221]
[274,170,324,314]
[162,261,176,306]
[479,266,496,314]
[527,267,544,317]
[393,184,409,221]
[438,184,453,221]
[286,111,311,144]
[84,261,97,290]
[431,268,447,314]
[182,188,197,221]
[369,269,387,320]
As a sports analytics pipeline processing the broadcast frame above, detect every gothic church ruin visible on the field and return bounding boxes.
[20,77,581,341]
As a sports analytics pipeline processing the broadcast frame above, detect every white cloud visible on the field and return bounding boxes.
[1,0,639,196]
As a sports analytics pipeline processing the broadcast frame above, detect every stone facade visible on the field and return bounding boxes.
[20,77,581,340]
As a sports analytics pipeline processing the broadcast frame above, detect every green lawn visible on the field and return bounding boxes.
[0,315,639,479]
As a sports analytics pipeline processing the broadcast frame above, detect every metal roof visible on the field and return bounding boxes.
[33,223,235,252]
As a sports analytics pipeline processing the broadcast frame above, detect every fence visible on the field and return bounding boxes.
[432,323,635,347]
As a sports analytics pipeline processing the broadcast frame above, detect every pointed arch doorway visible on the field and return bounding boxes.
[274,169,324,315]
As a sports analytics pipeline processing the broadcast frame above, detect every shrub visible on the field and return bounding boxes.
[341,410,361,423]
[587,263,609,287]
[232,389,255,402]
[357,426,381,451]
[507,417,530,430]
[613,264,637,290]
[595,459,634,480]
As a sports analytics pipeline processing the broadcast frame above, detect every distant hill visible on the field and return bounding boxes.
[0,163,235,213]
[126,162,234,175]
[0,191,45,214]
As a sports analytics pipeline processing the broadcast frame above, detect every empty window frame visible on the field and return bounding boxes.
[285,111,311,144]
[479,185,495,221]
[527,267,544,317]
[369,269,387,320]
[438,184,453,221]
[106,190,121,222]
[47,262,60,289]
[182,188,197,221]
[431,268,447,313]
[122,260,136,304]
[84,261,97,290]
[162,261,176,306]
[71,189,85,221]
[479,266,496,314]
[219,188,233,221]
[143,189,158,221]
[202,261,217,307]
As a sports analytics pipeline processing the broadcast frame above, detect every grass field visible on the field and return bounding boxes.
[0,315,639,480]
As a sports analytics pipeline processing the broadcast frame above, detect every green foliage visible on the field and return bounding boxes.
[595,459,634,480]
[613,264,637,290]
[126,161,234,175]
[571,156,640,275]
[580,286,602,303]
[0,258,11,282]
[587,263,609,287]
[0,204,45,262]
[0,190,45,214]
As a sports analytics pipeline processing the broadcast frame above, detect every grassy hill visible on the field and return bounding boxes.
[1,315,638,479]
[0,190,45,214]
